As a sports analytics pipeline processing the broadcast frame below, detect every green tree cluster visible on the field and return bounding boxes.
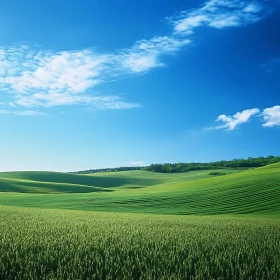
[143,156,280,173]
[73,166,142,174]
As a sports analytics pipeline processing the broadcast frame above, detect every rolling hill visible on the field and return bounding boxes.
[0,164,279,215]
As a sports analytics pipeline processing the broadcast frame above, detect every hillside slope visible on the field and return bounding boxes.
[0,164,279,215]
[0,171,163,193]
[0,169,238,193]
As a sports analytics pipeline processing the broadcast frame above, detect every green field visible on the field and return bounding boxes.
[0,164,280,279]
[1,206,280,280]
[0,164,279,215]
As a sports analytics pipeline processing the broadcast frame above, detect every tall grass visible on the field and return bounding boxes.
[0,206,279,280]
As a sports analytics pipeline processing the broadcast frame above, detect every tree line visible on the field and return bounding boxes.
[72,166,142,174]
[142,156,280,173]
[72,156,280,174]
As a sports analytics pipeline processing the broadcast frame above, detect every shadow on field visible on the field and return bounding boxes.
[0,171,162,193]
[0,178,115,193]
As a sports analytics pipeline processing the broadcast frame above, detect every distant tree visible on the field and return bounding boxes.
[142,156,280,173]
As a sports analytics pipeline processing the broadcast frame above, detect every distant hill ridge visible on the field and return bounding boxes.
[0,162,280,215]
[73,156,280,174]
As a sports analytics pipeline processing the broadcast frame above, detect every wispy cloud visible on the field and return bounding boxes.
[170,0,265,34]
[0,0,274,112]
[119,36,190,73]
[213,105,280,130]
[0,46,142,110]
[262,105,280,127]
[15,93,140,109]
[215,108,260,130]
[15,110,47,116]
[0,37,190,110]
[0,109,46,116]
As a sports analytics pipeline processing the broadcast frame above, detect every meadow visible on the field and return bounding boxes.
[0,164,279,215]
[1,206,280,280]
[0,163,280,279]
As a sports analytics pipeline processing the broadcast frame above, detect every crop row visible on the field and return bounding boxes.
[0,206,279,279]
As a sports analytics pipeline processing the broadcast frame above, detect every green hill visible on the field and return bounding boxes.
[0,168,238,193]
[0,164,279,215]
[0,170,166,193]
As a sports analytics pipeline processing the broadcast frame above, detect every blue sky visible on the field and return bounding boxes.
[0,0,280,171]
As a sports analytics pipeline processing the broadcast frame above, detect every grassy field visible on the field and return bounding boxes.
[0,164,280,279]
[0,164,279,215]
[0,206,279,280]
[0,168,241,193]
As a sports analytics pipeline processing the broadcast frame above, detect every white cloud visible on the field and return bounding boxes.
[0,109,46,116]
[171,0,264,34]
[118,36,191,73]
[15,110,47,116]
[216,108,260,130]
[243,3,263,13]
[0,46,142,109]
[120,52,160,73]
[262,106,280,127]
[0,37,190,110]
[174,15,209,33]
[0,0,274,113]
[10,50,106,94]
[0,47,109,95]
[15,93,140,109]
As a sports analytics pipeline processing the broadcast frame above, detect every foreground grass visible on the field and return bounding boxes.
[0,206,279,280]
[1,165,279,279]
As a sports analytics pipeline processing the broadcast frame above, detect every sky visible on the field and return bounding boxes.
[0,0,280,171]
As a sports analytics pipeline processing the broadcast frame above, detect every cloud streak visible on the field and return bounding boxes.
[170,0,265,34]
[0,37,190,110]
[0,0,273,112]
[0,109,46,116]
[216,108,260,130]
[262,106,280,127]
[213,105,280,130]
